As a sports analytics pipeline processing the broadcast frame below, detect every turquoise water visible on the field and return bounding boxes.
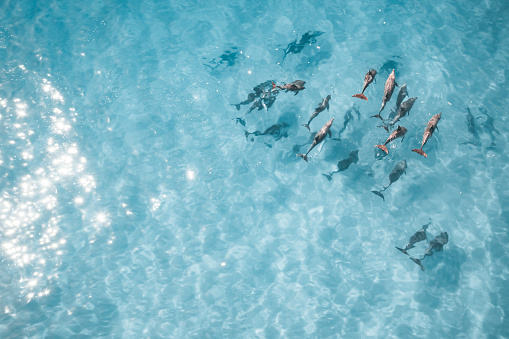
[1,0,508,337]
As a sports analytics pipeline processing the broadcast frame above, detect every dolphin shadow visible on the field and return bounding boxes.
[420,245,466,292]
[203,47,242,71]
[279,31,325,63]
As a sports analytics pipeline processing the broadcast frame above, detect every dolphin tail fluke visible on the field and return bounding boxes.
[410,257,425,271]
[322,173,333,182]
[412,148,427,157]
[370,113,383,120]
[297,153,308,162]
[371,190,385,201]
[352,93,368,101]
[302,123,310,131]
[375,144,389,154]
[395,246,409,255]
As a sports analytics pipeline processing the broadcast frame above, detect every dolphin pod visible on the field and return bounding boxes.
[229,57,460,272]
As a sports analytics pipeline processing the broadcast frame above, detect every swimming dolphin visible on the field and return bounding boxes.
[374,125,407,154]
[410,232,449,271]
[275,80,306,95]
[462,107,480,146]
[394,83,408,111]
[422,232,449,258]
[245,123,289,141]
[412,113,441,157]
[396,221,431,255]
[302,95,331,131]
[335,105,360,140]
[382,97,417,132]
[388,83,408,120]
[352,69,377,101]
[371,69,397,120]
[322,150,359,181]
[204,48,241,70]
[297,118,334,162]
[231,93,256,111]
[371,159,407,201]
[281,31,324,62]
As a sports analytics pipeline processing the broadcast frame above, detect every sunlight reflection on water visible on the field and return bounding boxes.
[0,69,103,300]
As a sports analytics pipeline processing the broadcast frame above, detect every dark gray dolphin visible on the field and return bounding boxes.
[276,80,306,95]
[394,83,408,112]
[335,105,360,140]
[374,125,407,154]
[462,107,480,146]
[410,232,449,271]
[396,221,431,255]
[382,97,417,132]
[297,118,334,162]
[302,95,331,131]
[371,159,407,201]
[352,69,377,101]
[412,113,441,157]
[245,123,289,141]
[322,150,359,181]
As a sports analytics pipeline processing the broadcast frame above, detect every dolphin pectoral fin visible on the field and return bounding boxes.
[322,173,333,182]
[396,247,409,255]
[410,257,425,271]
[371,190,385,201]
[234,117,246,126]
[328,130,332,138]
[395,82,399,87]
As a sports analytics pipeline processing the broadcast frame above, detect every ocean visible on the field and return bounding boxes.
[0,0,508,337]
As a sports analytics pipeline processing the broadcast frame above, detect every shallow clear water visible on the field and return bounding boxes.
[0,0,508,338]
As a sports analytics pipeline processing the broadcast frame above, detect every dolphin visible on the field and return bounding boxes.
[275,80,306,95]
[388,83,408,120]
[231,80,275,110]
[422,232,449,258]
[281,31,324,62]
[410,232,449,271]
[394,83,408,111]
[335,105,360,140]
[322,150,359,181]
[382,97,417,132]
[297,118,334,162]
[371,159,407,201]
[412,113,441,157]
[371,69,397,120]
[352,69,377,101]
[395,221,431,255]
[245,123,289,141]
[302,95,331,131]
[462,107,480,146]
[374,125,407,154]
